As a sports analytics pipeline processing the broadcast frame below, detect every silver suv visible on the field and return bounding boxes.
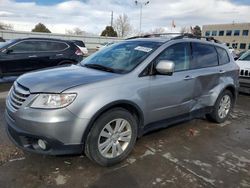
[5,34,239,166]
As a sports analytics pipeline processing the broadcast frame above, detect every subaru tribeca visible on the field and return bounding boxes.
[5,34,239,166]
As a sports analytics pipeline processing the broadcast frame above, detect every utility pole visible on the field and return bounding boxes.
[135,1,149,35]
[111,11,114,27]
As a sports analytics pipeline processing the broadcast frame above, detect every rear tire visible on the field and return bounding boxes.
[206,90,233,123]
[85,108,138,166]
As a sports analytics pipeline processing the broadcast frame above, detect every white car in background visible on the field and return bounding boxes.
[236,50,250,93]
[72,40,88,56]
[228,46,237,59]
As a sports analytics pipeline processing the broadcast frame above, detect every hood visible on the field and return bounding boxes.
[17,65,118,93]
[236,60,250,70]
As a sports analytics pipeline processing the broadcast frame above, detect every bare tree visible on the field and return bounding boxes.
[66,27,86,35]
[114,14,132,37]
[0,22,13,30]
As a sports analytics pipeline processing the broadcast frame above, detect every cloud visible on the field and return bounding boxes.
[0,0,249,35]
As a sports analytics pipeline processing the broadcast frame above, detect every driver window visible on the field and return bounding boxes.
[155,42,191,71]
[9,41,37,53]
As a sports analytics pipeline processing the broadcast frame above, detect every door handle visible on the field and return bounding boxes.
[184,75,194,80]
[56,54,63,56]
[219,70,225,74]
[28,55,37,58]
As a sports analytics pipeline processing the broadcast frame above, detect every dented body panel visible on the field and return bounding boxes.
[5,37,239,155]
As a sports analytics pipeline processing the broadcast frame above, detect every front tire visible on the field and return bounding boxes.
[206,90,233,123]
[85,108,138,166]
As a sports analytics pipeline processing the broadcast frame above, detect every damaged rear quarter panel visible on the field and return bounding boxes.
[191,62,238,111]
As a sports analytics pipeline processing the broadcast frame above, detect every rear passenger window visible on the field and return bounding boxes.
[216,47,230,65]
[36,41,68,51]
[191,43,218,69]
[47,42,68,51]
[155,43,191,71]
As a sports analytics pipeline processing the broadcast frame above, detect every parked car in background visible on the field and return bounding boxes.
[72,40,88,56]
[0,37,5,42]
[0,37,6,46]
[0,38,83,78]
[96,42,114,51]
[236,50,247,60]
[5,34,239,166]
[236,50,250,93]
[228,46,237,59]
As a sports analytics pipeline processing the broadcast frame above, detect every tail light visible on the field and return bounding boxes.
[75,48,83,56]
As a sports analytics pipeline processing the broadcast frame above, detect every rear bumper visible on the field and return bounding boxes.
[239,77,250,94]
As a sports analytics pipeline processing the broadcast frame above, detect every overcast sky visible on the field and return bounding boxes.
[0,0,250,35]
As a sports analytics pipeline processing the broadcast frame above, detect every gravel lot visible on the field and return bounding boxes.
[0,83,249,188]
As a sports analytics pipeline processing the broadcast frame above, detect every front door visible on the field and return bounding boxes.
[148,42,196,123]
[0,40,40,76]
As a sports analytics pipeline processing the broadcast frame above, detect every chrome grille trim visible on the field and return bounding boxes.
[240,69,250,77]
[9,82,30,110]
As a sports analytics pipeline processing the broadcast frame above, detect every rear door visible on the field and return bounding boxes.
[148,42,196,123]
[189,42,220,108]
[32,41,69,69]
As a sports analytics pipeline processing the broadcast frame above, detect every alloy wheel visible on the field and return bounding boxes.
[218,94,231,119]
[98,118,132,158]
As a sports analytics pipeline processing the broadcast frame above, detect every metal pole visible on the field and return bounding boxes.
[111,11,113,27]
[139,4,142,34]
[135,1,149,35]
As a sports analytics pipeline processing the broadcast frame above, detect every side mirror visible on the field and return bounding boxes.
[155,60,175,75]
[5,49,13,54]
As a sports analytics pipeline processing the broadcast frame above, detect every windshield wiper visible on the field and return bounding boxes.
[84,64,116,73]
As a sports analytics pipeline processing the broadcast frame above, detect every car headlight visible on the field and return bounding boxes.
[30,93,77,109]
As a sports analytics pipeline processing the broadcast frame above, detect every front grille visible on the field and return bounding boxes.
[9,82,30,110]
[240,69,250,77]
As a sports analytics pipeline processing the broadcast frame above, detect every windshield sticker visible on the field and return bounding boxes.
[134,46,152,53]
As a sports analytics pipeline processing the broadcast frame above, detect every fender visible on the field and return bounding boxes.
[81,100,145,144]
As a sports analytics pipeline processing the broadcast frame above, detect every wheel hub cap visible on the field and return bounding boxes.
[218,95,231,119]
[98,118,132,159]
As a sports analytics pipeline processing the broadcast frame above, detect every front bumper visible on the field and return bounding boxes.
[239,77,250,94]
[5,97,90,155]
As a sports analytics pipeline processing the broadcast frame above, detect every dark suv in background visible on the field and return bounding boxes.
[0,38,83,78]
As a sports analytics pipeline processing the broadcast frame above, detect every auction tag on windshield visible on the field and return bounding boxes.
[134,46,152,53]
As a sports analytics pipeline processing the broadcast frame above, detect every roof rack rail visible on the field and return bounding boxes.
[126,32,222,44]
[172,33,222,43]
[126,33,181,40]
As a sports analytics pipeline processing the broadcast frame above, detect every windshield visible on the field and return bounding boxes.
[0,40,15,49]
[239,51,250,61]
[81,41,162,73]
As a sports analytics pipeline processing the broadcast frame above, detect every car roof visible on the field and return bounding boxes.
[126,37,227,49]
[129,33,231,50]
[16,37,72,43]
[126,37,169,43]
[72,40,84,42]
